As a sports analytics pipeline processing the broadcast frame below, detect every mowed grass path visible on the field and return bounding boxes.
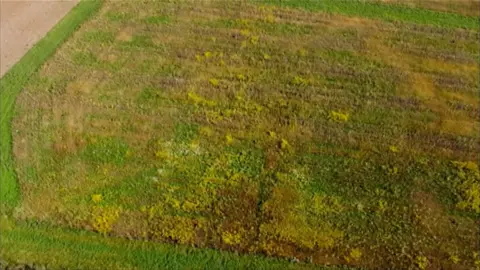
[5,0,480,269]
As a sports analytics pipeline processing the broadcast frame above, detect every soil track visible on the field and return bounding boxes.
[0,0,79,77]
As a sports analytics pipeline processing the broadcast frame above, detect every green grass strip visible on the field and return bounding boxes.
[0,222,353,269]
[263,0,479,30]
[0,0,103,213]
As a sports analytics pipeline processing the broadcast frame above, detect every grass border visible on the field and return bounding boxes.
[0,0,103,213]
[262,0,479,30]
[0,221,354,269]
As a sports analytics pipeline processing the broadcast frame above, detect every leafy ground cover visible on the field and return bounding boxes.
[3,0,479,269]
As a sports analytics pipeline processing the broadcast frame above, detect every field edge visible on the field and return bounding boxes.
[0,221,355,269]
[0,0,103,213]
[262,0,479,29]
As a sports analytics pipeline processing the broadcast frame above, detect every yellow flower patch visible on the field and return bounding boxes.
[329,111,349,122]
[91,194,103,203]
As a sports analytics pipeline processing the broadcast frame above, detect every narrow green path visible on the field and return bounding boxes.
[1,221,351,270]
[263,0,479,30]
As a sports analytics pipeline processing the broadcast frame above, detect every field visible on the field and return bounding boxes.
[2,0,479,269]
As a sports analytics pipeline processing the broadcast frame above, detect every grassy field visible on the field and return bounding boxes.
[2,0,479,269]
